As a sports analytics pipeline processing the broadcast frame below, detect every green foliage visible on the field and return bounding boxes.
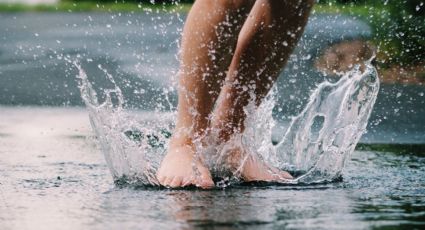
[61,0,194,3]
[317,0,425,66]
[381,0,425,65]
[0,1,192,12]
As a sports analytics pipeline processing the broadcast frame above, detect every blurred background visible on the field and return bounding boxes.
[1,1,425,229]
[1,0,424,145]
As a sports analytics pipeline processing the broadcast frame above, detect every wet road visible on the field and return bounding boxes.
[0,107,424,230]
[0,12,424,143]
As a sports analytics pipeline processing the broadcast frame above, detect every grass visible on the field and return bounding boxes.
[0,2,385,15]
[0,2,387,18]
[0,2,192,13]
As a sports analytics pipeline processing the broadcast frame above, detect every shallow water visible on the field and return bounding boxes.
[0,107,424,229]
[1,11,425,229]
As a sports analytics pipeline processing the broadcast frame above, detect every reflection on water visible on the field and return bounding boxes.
[0,11,424,230]
[0,107,424,229]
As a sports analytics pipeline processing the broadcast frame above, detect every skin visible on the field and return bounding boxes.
[156,0,314,188]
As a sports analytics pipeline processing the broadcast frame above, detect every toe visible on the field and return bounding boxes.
[163,176,174,187]
[198,179,215,189]
[268,172,292,182]
[169,176,183,188]
[196,176,215,189]
[182,177,194,187]
[280,171,293,180]
[270,167,293,180]
[157,174,166,185]
[196,168,214,189]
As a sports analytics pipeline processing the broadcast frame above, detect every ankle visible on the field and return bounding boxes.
[209,122,243,143]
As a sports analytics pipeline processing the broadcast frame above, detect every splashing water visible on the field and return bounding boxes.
[276,62,380,183]
[74,60,379,187]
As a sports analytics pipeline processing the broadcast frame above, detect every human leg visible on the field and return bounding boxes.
[157,0,255,188]
[211,0,314,181]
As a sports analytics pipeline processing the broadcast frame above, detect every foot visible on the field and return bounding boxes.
[156,145,215,189]
[227,148,293,182]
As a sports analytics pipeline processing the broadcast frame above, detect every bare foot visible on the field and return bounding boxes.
[156,145,215,189]
[228,148,293,182]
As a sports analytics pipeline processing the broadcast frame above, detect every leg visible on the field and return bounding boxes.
[211,0,314,181]
[157,0,255,188]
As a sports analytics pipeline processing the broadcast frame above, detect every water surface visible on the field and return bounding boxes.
[1,12,425,229]
[1,107,424,229]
